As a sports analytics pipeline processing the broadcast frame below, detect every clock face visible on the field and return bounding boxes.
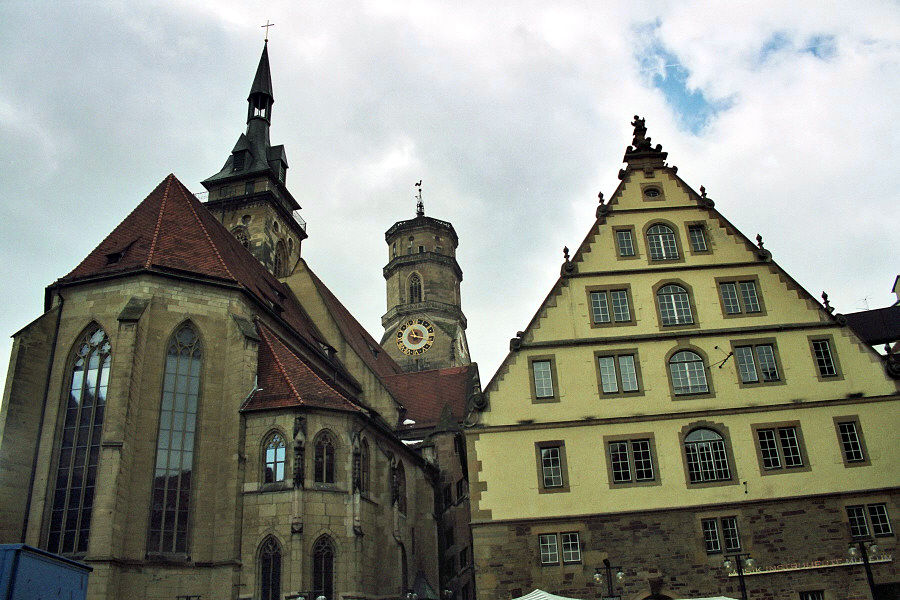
[396,318,436,355]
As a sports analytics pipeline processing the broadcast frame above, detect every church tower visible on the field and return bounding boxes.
[201,42,307,277]
[381,184,470,371]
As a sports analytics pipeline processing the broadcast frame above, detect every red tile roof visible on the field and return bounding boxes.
[382,365,474,427]
[55,174,324,350]
[304,263,403,380]
[242,321,363,413]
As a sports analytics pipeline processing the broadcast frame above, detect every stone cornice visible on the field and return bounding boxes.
[383,252,463,280]
[382,300,467,329]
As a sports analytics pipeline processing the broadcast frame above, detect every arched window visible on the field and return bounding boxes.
[408,274,422,303]
[148,323,202,555]
[48,325,111,555]
[259,536,282,600]
[393,460,407,514]
[313,536,336,600]
[684,428,731,482]
[232,227,250,249]
[360,439,370,494]
[647,224,679,260]
[669,350,708,395]
[273,241,287,277]
[314,432,336,484]
[264,432,286,483]
[657,284,693,325]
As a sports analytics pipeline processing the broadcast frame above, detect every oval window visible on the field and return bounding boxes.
[644,188,661,198]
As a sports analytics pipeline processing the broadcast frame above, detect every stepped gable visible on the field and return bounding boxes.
[55,174,323,348]
[383,365,473,428]
[304,262,403,379]
[242,321,363,413]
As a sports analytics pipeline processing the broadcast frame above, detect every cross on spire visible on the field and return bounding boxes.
[261,20,275,42]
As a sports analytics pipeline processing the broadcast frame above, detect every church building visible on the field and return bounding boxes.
[0,42,480,600]
[465,118,899,599]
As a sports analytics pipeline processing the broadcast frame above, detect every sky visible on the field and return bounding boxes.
[1,1,898,387]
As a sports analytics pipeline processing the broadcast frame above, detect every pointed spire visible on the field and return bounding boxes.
[247,42,274,126]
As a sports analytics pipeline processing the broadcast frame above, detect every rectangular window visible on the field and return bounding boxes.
[688,224,708,252]
[456,479,466,500]
[442,485,452,509]
[812,339,837,377]
[799,592,825,600]
[735,344,780,383]
[532,360,554,399]
[458,547,468,568]
[597,354,639,394]
[590,290,632,324]
[719,280,763,315]
[540,446,563,488]
[701,518,721,553]
[615,229,635,257]
[608,439,655,484]
[837,420,866,462]
[702,517,740,553]
[560,532,581,563]
[539,534,559,565]
[847,505,870,538]
[754,424,805,472]
[868,504,893,536]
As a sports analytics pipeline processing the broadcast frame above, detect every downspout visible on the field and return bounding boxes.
[21,292,64,542]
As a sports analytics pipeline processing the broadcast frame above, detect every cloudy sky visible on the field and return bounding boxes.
[1,1,898,385]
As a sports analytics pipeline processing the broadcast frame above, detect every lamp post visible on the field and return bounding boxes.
[593,558,625,600]
[722,553,754,600]
[848,540,879,599]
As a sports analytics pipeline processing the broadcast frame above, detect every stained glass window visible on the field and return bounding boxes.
[260,536,282,600]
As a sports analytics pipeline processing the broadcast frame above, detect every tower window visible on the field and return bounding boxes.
[409,274,422,303]
[418,245,425,253]
[232,152,245,171]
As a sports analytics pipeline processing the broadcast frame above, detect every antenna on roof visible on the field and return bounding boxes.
[415,180,424,216]
[261,19,275,42]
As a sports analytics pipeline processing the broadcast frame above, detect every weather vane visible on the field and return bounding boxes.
[261,20,275,42]
[415,180,424,217]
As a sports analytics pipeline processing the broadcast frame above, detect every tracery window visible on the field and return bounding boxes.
[684,428,731,483]
[314,432,336,484]
[669,350,709,395]
[657,284,694,326]
[232,227,250,249]
[409,273,422,303]
[273,240,287,277]
[646,224,679,260]
[264,432,286,483]
[48,325,111,555]
[259,536,282,600]
[148,323,201,555]
[313,536,336,600]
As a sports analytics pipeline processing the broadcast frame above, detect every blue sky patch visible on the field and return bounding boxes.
[758,31,792,64]
[634,21,730,134]
[803,34,837,59]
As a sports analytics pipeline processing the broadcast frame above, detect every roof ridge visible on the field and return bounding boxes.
[144,175,174,268]
[175,178,236,281]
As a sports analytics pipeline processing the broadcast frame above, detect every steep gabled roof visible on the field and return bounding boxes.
[303,262,403,379]
[845,305,900,345]
[383,365,475,428]
[242,321,363,413]
[54,174,324,350]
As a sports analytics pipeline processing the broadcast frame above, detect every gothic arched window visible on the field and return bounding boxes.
[259,536,282,600]
[683,428,731,482]
[647,224,679,260]
[408,274,422,303]
[360,439,370,494]
[273,241,287,277]
[47,325,111,555]
[263,432,286,483]
[148,323,202,555]
[394,460,407,514]
[669,350,709,396]
[232,227,250,249]
[314,432,336,484]
[313,536,336,600]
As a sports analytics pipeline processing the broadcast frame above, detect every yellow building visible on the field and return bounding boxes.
[466,118,899,600]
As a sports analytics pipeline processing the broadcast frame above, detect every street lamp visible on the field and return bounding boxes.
[722,553,754,600]
[593,558,625,599]
[848,540,879,599]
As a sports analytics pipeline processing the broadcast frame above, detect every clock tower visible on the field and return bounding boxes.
[381,185,470,372]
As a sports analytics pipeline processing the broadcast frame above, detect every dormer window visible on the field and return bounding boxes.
[232,152,245,171]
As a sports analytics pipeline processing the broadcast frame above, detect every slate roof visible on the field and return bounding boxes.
[54,174,324,351]
[845,305,900,345]
[303,263,403,380]
[242,322,363,413]
[249,41,273,99]
[383,365,474,428]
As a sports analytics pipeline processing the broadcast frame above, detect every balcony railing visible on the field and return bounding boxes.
[292,209,307,232]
